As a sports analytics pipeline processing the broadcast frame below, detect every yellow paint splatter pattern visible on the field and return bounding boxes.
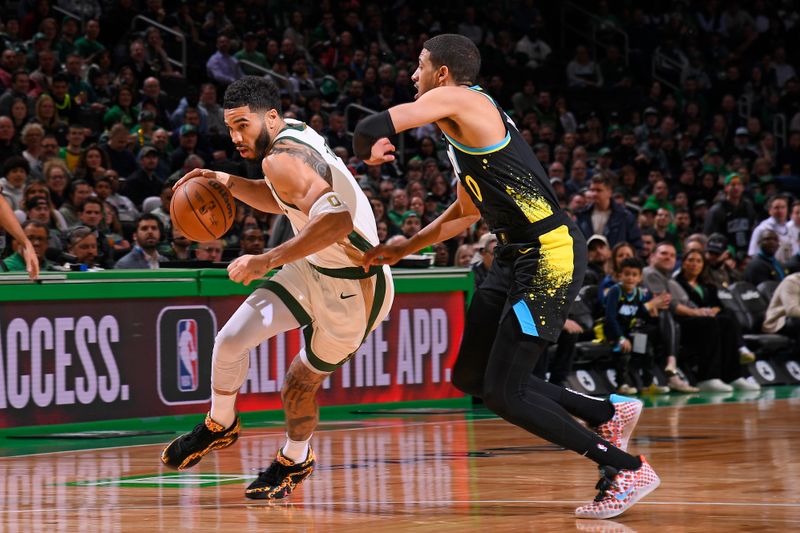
[504,180,553,223]
[523,225,575,338]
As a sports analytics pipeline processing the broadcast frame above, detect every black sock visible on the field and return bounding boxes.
[591,451,642,472]
[527,377,616,427]
[558,388,616,427]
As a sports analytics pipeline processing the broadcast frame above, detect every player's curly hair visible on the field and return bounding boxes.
[423,34,481,85]
[223,76,282,115]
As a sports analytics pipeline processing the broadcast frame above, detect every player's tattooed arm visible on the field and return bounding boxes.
[270,138,333,186]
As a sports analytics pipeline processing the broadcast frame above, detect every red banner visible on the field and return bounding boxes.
[0,292,466,428]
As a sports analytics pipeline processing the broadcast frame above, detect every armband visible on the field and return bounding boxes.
[352,110,397,160]
[309,192,350,219]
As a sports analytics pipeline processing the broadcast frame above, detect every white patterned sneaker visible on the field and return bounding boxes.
[575,456,660,519]
[595,394,643,452]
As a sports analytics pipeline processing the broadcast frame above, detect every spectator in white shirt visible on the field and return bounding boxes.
[748,194,795,263]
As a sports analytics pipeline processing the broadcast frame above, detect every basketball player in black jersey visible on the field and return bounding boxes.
[355,34,659,519]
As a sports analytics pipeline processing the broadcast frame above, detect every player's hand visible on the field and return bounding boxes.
[20,239,39,280]
[364,138,395,166]
[173,168,232,191]
[227,253,271,285]
[619,338,632,353]
[362,242,406,270]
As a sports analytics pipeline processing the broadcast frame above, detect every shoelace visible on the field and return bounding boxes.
[181,422,209,447]
[593,465,619,502]
[256,461,285,485]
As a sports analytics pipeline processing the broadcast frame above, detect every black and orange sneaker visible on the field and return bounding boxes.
[161,413,240,470]
[245,448,315,500]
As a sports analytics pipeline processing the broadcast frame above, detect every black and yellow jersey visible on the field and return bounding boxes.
[443,86,586,342]
[444,85,561,238]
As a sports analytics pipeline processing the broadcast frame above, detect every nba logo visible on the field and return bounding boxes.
[177,319,199,392]
[158,306,214,405]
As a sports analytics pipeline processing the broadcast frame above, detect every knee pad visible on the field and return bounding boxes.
[211,327,253,393]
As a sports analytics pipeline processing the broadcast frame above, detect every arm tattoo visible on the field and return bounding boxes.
[271,138,333,185]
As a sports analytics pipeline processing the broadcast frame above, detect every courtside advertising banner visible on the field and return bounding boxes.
[0,292,465,427]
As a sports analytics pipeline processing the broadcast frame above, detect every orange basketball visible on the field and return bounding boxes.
[170,178,235,242]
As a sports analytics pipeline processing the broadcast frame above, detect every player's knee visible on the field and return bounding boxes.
[211,329,252,392]
[481,381,511,417]
[213,327,249,361]
[452,363,482,397]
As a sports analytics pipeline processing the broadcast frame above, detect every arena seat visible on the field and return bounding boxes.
[572,285,612,365]
[756,280,779,303]
[728,282,792,355]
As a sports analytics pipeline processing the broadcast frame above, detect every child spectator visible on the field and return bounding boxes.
[0,156,30,209]
[603,257,671,395]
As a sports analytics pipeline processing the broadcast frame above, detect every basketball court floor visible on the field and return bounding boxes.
[1,388,799,532]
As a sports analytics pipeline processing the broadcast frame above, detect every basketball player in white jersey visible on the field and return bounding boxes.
[161,77,394,500]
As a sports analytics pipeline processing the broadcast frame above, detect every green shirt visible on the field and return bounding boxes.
[235,50,269,75]
[2,253,51,272]
[642,196,674,213]
[104,105,138,129]
[74,37,105,59]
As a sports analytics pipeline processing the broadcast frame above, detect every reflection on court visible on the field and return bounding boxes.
[1,396,800,532]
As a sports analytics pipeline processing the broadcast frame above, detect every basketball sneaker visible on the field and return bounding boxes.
[161,413,240,470]
[575,456,660,519]
[595,394,643,452]
[245,448,316,500]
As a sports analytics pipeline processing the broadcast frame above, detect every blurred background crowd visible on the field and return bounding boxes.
[0,0,798,275]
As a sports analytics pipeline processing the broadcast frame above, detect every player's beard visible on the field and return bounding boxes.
[253,120,271,158]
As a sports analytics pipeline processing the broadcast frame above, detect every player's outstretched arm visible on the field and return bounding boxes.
[363,181,480,269]
[172,168,282,214]
[0,196,38,279]
[227,141,354,285]
[353,87,462,164]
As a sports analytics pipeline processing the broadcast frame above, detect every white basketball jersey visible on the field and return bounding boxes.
[265,119,378,269]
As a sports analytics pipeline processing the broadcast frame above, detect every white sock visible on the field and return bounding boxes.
[281,434,311,463]
[739,346,752,354]
[210,391,237,429]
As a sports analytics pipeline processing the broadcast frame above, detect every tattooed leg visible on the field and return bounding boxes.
[281,356,329,441]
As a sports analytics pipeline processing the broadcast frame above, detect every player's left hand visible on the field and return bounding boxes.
[21,239,39,280]
[227,254,271,285]
[364,137,396,166]
[362,242,407,270]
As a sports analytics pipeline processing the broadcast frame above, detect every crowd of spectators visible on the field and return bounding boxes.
[1,1,799,387]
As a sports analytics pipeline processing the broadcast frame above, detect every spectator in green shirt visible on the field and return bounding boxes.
[235,32,269,75]
[55,16,80,62]
[74,19,105,61]
[641,178,675,213]
[2,220,51,273]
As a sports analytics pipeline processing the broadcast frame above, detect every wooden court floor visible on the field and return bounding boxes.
[1,389,799,532]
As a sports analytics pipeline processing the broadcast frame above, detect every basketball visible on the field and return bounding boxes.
[170,178,235,242]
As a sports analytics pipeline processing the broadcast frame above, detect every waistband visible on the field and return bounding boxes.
[494,211,572,245]
[310,262,382,279]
